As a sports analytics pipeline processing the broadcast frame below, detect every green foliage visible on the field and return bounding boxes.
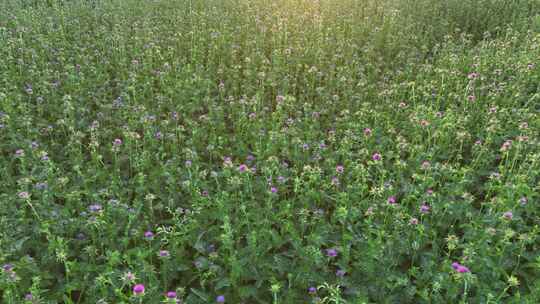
[0,0,539,303]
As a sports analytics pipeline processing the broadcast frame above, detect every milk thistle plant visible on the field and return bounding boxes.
[1,0,540,303]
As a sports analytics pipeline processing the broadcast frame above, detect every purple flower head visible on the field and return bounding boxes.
[2,264,13,272]
[467,72,478,80]
[185,160,192,167]
[223,156,233,167]
[277,176,286,184]
[238,164,248,172]
[420,204,430,214]
[25,293,33,301]
[308,286,317,294]
[519,197,527,206]
[35,182,48,190]
[270,186,278,194]
[144,231,154,239]
[155,131,163,140]
[246,154,255,162]
[325,248,338,257]
[302,143,309,150]
[336,269,346,277]
[336,165,344,174]
[372,153,381,161]
[452,262,470,273]
[503,211,513,220]
[319,142,327,149]
[426,189,434,195]
[387,196,396,204]
[89,204,103,213]
[15,149,25,157]
[363,128,372,136]
[248,112,256,119]
[113,138,123,146]
[409,218,419,225]
[18,192,30,199]
[216,295,225,303]
[166,291,177,298]
[159,250,170,258]
[133,284,145,295]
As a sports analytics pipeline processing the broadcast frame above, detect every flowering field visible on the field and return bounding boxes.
[1,0,540,303]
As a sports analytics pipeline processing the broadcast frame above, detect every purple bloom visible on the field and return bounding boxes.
[409,218,419,225]
[223,156,233,167]
[88,204,103,213]
[125,271,136,281]
[467,72,478,80]
[503,211,513,220]
[451,262,470,273]
[308,286,317,294]
[519,197,527,206]
[270,186,278,194]
[113,138,122,146]
[216,295,225,303]
[133,284,145,295]
[185,160,192,167]
[325,248,338,257]
[420,204,430,213]
[35,182,48,190]
[238,164,248,172]
[18,192,30,199]
[277,176,286,184]
[387,196,396,204]
[336,269,346,277]
[372,153,381,161]
[166,291,177,298]
[159,250,170,258]
[336,165,344,174]
[15,149,25,157]
[144,231,154,239]
[155,131,163,140]
[25,293,33,301]
[363,128,372,136]
[2,264,13,272]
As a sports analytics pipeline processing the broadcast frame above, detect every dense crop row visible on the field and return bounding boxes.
[1,0,540,303]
